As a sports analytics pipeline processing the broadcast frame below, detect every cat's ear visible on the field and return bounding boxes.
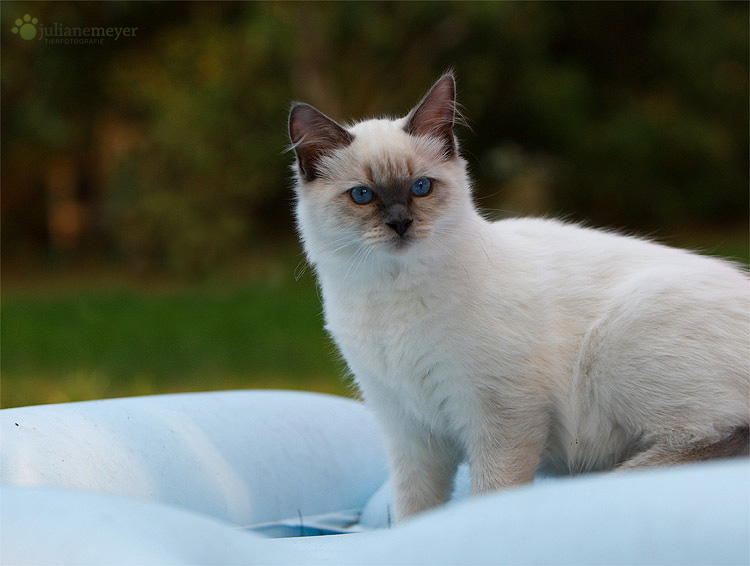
[289,103,353,182]
[404,74,457,158]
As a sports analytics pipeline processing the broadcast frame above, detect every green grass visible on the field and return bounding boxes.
[1,259,352,408]
[2,233,746,409]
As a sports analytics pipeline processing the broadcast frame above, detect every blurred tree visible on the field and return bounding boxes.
[104,3,295,273]
[2,1,747,274]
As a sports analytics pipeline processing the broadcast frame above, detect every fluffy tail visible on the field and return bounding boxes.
[696,425,749,460]
[617,425,749,471]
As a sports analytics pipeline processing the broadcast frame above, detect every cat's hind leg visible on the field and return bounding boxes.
[616,426,749,471]
[576,268,749,473]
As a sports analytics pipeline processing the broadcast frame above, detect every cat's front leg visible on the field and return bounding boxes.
[385,423,462,521]
[467,403,549,494]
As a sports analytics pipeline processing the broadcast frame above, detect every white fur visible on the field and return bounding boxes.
[294,115,750,521]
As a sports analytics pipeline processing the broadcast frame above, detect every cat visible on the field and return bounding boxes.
[288,73,750,521]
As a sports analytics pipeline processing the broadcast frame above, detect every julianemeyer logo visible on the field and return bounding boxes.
[10,13,137,45]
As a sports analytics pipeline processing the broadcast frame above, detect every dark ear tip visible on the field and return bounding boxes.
[289,103,321,140]
[289,102,310,119]
[438,71,455,84]
[435,73,456,95]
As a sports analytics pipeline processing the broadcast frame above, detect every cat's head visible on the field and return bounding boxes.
[289,74,473,267]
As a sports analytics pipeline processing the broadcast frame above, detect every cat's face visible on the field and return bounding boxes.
[290,74,471,265]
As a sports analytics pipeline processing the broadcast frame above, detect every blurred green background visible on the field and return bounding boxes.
[2,1,748,408]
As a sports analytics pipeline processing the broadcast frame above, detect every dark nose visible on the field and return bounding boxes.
[386,218,413,237]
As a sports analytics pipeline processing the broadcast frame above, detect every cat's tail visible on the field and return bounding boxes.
[697,425,749,459]
[617,425,749,471]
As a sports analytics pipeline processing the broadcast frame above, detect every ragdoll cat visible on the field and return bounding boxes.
[288,73,750,520]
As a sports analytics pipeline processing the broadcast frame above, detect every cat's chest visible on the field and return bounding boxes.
[321,272,461,390]
[327,286,466,431]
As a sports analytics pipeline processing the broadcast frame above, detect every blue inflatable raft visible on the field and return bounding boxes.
[1,390,747,564]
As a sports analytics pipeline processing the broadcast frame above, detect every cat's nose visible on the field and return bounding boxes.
[386,218,413,237]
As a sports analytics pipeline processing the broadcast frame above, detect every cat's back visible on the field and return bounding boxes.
[490,216,747,285]
[491,216,668,262]
[485,216,748,349]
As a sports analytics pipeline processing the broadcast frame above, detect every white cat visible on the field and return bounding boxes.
[289,73,750,520]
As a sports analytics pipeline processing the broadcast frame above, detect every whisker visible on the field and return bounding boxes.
[317,233,358,258]
[345,241,376,281]
[343,245,367,281]
[294,258,310,281]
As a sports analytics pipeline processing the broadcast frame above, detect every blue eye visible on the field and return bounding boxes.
[411,177,432,197]
[350,186,374,205]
